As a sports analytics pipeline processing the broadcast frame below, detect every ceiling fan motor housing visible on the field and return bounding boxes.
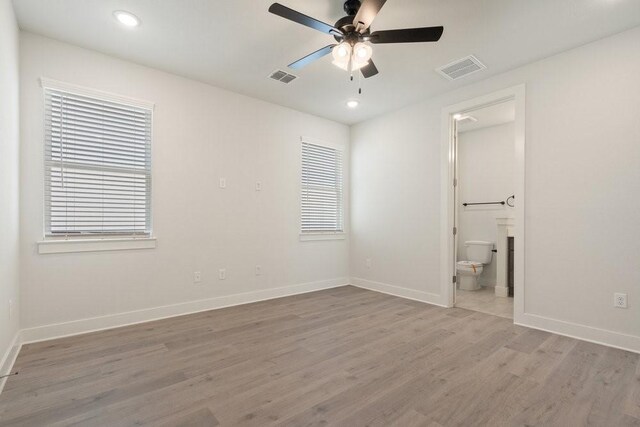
[334,14,370,43]
[343,0,361,15]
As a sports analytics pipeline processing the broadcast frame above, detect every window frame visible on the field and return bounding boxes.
[38,78,156,253]
[299,136,346,241]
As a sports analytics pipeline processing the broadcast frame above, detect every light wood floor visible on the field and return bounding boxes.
[1,286,639,426]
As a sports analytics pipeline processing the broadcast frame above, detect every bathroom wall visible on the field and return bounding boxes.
[457,122,515,287]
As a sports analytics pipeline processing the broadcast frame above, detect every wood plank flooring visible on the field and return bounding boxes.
[0,286,639,426]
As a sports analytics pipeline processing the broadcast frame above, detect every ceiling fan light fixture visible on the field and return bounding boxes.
[351,42,372,70]
[332,42,371,71]
[333,42,351,59]
[332,59,369,71]
[332,42,352,71]
[354,42,372,61]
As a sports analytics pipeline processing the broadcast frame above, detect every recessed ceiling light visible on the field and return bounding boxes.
[113,11,140,27]
[347,100,359,108]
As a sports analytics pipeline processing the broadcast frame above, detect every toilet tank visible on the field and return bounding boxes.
[464,241,494,263]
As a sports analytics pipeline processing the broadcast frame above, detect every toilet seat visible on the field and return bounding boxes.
[456,260,483,273]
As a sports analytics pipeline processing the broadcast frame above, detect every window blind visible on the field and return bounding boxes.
[44,87,152,237]
[301,141,344,233]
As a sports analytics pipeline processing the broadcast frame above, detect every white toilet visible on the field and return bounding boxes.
[456,241,494,291]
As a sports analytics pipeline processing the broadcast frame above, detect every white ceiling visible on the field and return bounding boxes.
[458,100,515,133]
[13,0,640,125]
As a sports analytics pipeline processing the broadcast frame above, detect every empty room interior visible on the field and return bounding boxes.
[1,0,640,425]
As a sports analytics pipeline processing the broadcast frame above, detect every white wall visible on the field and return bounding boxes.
[458,123,515,287]
[351,27,640,349]
[0,0,21,374]
[19,33,349,337]
[12,22,640,354]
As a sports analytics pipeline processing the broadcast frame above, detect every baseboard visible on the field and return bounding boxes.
[352,277,640,355]
[516,313,640,355]
[13,276,640,389]
[494,286,509,297]
[350,277,446,307]
[0,331,22,394]
[20,278,349,345]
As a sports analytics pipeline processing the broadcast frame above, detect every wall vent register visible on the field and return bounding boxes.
[43,85,152,237]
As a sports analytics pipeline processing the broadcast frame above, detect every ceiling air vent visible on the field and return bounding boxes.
[436,55,486,81]
[269,70,298,84]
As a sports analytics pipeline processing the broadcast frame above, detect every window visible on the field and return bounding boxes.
[43,82,152,238]
[301,139,344,235]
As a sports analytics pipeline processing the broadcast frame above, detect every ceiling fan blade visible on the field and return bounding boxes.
[288,45,337,70]
[369,26,444,44]
[361,60,379,78]
[353,0,387,33]
[269,3,343,37]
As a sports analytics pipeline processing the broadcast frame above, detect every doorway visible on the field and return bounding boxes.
[454,100,515,318]
[440,85,526,322]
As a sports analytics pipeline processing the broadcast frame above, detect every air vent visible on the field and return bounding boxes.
[436,55,486,81]
[269,70,298,84]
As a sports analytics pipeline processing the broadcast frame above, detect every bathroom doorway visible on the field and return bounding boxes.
[454,100,515,318]
[440,86,526,322]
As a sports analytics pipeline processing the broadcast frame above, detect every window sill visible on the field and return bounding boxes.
[299,233,346,242]
[37,237,157,254]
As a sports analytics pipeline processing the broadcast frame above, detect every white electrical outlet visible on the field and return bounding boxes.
[193,271,202,283]
[219,269,226,280]
[365,258,372,269]
[255,265,262,276]
[614,293,628,309]
[219,178,226,189]
[255,181,262,191]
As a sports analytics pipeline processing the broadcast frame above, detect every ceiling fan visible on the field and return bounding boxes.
[268,0,444,78]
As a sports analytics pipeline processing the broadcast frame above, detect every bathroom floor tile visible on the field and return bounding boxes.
[456,287,514,319]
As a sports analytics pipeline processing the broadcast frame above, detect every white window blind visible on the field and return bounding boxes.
[301,140,344,233]
[44,87,152,237]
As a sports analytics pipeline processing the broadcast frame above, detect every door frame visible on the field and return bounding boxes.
[439,85,526,323]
